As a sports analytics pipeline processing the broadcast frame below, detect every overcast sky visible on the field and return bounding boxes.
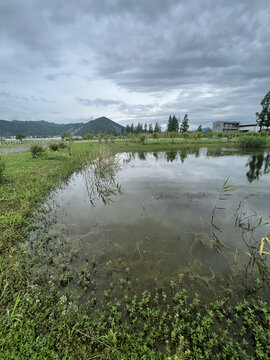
[0,0,269,129]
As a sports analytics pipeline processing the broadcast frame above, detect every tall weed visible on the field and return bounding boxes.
[0,155,7,182]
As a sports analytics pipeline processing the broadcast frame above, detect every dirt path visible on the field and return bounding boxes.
[0,146,30,154]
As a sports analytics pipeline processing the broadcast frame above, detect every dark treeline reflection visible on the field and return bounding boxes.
[246,152,270,183]
[166,150,188,163]
[163,148,236,164]
[160,149,270,183]
[138,152,146,161]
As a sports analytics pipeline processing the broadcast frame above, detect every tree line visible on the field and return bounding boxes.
[166,113,202,133]
[125,122,161,134]
[167,114,190,133]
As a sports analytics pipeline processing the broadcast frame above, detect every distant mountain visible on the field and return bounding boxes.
[0,117,125,137]
[190,127,212,133]
[202,127,212,132]
[75,117,124,136]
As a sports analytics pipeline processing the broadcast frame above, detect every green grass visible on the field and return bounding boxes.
[0,141,270,359]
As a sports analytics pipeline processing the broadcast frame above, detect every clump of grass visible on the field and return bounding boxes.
[49,143,59,152]
[58,142,67,149]
[238,135,268,148]
[0,155,7,183]
[30,144,45,158]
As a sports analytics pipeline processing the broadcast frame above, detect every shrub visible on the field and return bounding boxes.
[30,144,45,158]
[242,131,260,137]
[204,130,214,138]
[97,134,103,144]
[0,155,6,183]
[49,143,59,152]
[110,135,115,143]
[259,130,269,137]
[217,132,224,138]
[182,132,189,139]
[152,132,159,139]
[139,134,146,144]
[59,142,67,149]
[188,132,200,139]
[83,133,94,140]
[238,135,268,148]
[169,132,178,138]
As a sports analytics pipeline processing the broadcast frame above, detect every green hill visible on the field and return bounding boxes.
[0,117,124,137]
[75,117,124,135]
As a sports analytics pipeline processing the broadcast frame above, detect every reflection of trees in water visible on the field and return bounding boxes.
[165,150,188,163]
[246,152,270,182]
[83,147,122,206]
[123,152,135,164]
[153,152,159,160]
[180,150,188,163]
[138,152,146,161]
[166,150,177,162]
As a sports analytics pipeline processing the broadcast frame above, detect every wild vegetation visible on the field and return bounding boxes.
[0,155,6,182]
[0,141,270,358]
[238,135,268,148]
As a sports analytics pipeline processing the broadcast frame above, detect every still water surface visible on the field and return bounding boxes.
[29,148,270,302]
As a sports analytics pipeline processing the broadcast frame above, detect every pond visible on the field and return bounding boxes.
[27,147,270,304]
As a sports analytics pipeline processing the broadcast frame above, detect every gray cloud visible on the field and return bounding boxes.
[77,97,123,107]
[46,72,74,81]
[0,0,269,126]
[0,91,57,103]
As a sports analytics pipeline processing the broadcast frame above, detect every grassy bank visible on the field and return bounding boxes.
[0,141,270,359]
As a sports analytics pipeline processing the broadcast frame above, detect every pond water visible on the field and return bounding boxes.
[28,147,270,303]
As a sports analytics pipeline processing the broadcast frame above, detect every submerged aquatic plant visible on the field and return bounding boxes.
[82,145,122,206]
[259,236,270,256]
[234,193,270,293]
[210,178,235,253]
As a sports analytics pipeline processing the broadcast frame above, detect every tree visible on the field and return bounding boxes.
[148,124,153,133]
[125,124,131,133]
[167,115,179,132]
[172,116,179,133]
[197,124,202,132]
[61,132,71,140]
[154,122,161,133]
[167,115,173,132]
[257,91,270,131]
[135,122,143,133]
[261,91,270,130]
[16,133,26,142]
[144,123,148,133]
[84,133,94,140]
[256,111,265,131]
[180,114,189,133]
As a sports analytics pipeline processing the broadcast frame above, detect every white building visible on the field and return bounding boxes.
[212,121,258,133]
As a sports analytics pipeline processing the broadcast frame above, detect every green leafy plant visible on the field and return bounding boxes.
[49,143,59,152]
[139,134,146,144]
[30,144,45,158]
[58,142,67,149]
